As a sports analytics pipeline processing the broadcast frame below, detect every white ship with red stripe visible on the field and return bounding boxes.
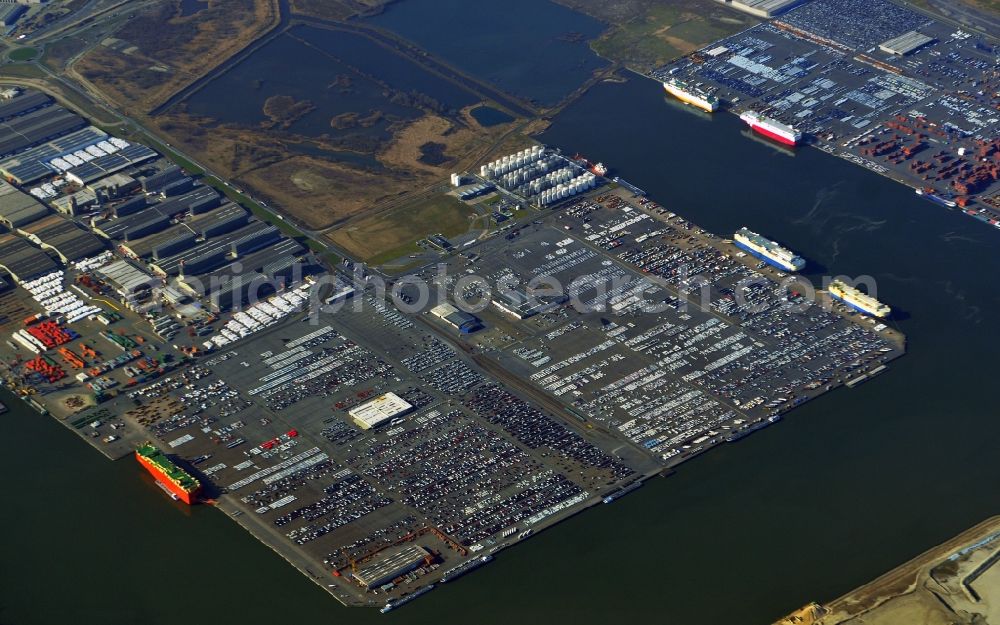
[739,111,802,146]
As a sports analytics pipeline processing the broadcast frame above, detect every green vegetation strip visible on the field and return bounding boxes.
[7,47,38,62]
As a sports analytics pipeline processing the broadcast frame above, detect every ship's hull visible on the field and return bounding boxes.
[915,189,956,208]
[663,83,718,113]
[136,452,200,504]
[829,291,890,318]
[734,239,804,272]
[745,121,799,146]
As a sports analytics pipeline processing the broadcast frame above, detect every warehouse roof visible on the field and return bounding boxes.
[93,209,170,240]
[879,31,935,55]
[196,240,305,290]
[354,545,430,589]
[430,302,461,318]
[140,165,184,193]
[21,215,106,262]
[96,259,158,295]
[430,302,480,330]
[0,105,86,158]
[729,0,807,17]
[0,180,48,227]
[348,392,413,430]
[187,202,247,234]
[0,126,108,184]
[97,185,221,239]
[120,224,196,259]
[229,238,304,273]
[150,221,275,276]
[491,288,567,319]
[64,144,158,185]
[0,91,51,122]
[0,234,57,282]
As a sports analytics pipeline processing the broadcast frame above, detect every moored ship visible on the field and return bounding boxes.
[136,442,202,504]
[739,110,802,146]
[380,584,435,613]
[915,187,957,208]
[828,280,891,318]
[733,227,806,272]
[440,555,494,583]
[662,77,719,113]
[572,154,609,177]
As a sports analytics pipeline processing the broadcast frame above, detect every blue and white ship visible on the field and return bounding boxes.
[733,227,805,272]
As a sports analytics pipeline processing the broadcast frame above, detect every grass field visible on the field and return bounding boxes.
[8,47,38,62]
[557,0,757,72]
[329,194,478,264]
[0,64,45,80]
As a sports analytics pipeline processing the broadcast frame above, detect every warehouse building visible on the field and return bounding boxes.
[140,165,185,193]
[348,392,413,430]
[51,187,99,216]
[0,180,48,228]
[879,31,935,56]
[150,221,281,276]
[189,202,248,238]
[262,253,307,285]
[0,105,86,158]
[95,259,159,307]
[220,238,304,278]
[0,235,57,283]
[178,240,306,312]
[92,187,221,240]
[0,90,50,122]
[110,196,149,219]
[93,209,170,241]
[63,143,158,185]
[491,288,567,320]
[158,177,194,198]
[354,546,433,590]
[120,224,197,260]
[724,0,810,18]
[0,126,107,185]
[430,302,482,333]
[20,215,106,263]
[0,3,26,26]
[205,271,276,312]
[87,172,140,200]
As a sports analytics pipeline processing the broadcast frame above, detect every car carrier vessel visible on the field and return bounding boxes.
[135,442,202,504]
[828,280,891,318]
[740,111,802,146]
[662,77,719,113]
[734,227,806,272]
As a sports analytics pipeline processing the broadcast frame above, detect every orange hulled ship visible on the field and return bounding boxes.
[136,442,201,504]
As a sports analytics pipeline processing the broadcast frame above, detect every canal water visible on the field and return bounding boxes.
[183,24,484,141]
[365,0,609,107]
[4,75,1000,625]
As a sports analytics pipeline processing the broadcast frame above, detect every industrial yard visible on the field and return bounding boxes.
[0,75,906,610]
[412,185,903,466]
[652,0,1000,224]
[774,516,1000,625]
